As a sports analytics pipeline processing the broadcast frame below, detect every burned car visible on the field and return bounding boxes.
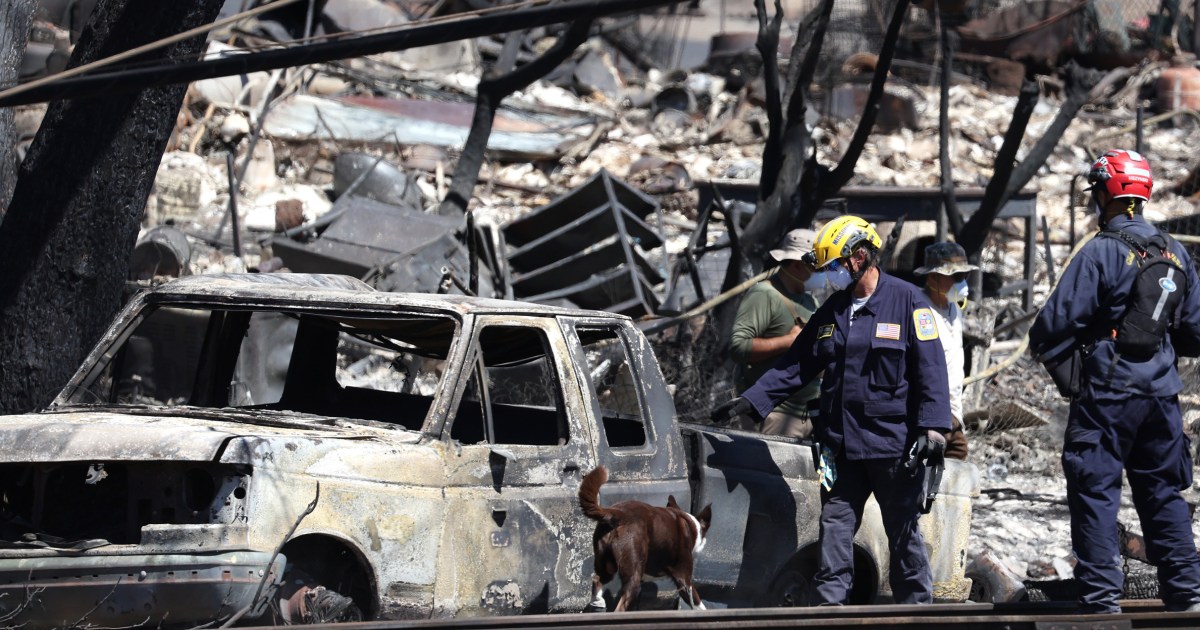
[0,274,977,626]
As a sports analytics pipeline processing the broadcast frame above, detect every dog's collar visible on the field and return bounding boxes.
[683,511,706,555]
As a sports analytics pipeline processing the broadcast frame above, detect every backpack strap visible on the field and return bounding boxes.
[1089,228,1154,353]
[1096,228,1149,256]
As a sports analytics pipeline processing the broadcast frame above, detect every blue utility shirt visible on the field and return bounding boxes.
[741,272,952,460]
[1029,214,1200,398]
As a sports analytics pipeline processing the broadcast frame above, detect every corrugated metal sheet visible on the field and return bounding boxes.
[263,94,596,159]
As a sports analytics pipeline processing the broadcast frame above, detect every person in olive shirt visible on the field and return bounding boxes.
[729,229,826,438]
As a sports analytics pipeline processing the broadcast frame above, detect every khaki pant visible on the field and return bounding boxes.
[738,410,813,439]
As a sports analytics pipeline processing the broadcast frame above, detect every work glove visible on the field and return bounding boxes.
[711,396,755,424]
[904,429,946,474]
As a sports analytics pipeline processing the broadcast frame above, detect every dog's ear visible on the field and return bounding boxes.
[696,504,713,532]
[666,495,681,510]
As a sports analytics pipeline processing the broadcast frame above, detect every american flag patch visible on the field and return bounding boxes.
[875,322,901,340]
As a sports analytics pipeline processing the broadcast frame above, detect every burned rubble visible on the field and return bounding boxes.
[6,0,1200,616]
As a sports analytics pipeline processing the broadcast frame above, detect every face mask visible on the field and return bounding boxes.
[827,265,853,291]
[947,279,969,306]
[804,271,827,293]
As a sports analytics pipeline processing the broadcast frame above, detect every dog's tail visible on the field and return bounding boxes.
[579,465,612,524]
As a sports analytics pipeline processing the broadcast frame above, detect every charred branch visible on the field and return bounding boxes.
[816,0,912,201]
[938,5,963,237]
[742,0,833,264]
[782,3,827,125]
[437,18,594,218]
[957,70,1038,258]
[785,0,833,126]
[755,0,785,198]
[958,61,1099,257]
[1000,61,1101,203]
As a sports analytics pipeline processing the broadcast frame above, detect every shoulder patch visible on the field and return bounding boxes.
[817,324,835,339]
[913,308,939,341]
[1126,250,1136,266]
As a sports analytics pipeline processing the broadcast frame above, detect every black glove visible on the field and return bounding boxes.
[711,396,755,423]
[904,430,946,474]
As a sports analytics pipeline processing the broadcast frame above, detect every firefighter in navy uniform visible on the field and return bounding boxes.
[1030,149,1200,614]
[712,215,952,605]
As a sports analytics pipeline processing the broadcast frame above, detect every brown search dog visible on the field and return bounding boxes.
[578,465,712,611]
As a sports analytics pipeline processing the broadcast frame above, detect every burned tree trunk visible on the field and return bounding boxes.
[0,0,36,215]
[438,19,594,218]
[755,0,786,199]
[937,5,963,236]
[744,0,911,263]
[741,0,833,263]
[956,73,1038,258]
[957,61,1099,258]
[0,0,224,414]
[813,0,913,202]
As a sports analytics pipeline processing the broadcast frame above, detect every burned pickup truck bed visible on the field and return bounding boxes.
[681,424,976,607]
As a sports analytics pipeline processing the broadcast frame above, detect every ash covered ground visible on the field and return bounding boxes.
[967,354,1200,595]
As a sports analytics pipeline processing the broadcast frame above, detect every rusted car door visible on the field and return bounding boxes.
[434,315,598,615]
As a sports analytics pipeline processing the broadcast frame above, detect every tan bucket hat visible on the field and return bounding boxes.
[769,229,818,262]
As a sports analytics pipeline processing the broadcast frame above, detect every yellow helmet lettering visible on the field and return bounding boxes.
[811,215,883,269]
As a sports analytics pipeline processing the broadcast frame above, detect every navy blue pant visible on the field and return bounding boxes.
[814,455,932,604]
[1064,391,1200,613]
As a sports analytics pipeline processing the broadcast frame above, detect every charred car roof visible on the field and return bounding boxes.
[146,273,632,319]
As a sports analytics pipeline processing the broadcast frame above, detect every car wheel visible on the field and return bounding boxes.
[766,560,817,607]
[276,566,365,623]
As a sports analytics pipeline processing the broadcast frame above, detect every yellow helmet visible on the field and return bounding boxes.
[808,215,882,269]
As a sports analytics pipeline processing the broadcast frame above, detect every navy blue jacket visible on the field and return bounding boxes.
[741,272,952,460]
[1029,214,1200,398]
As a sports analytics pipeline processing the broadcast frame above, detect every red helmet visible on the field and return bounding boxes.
[1087,149,1153,201]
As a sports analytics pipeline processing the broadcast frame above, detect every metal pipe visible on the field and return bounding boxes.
[1135,103,1144,154]
[467,212,479,297]
[439,266,475,297]
[224,147,243,260]
[304,0,317,40]
[1068,174,1078,252]
[1040,215,1055,287]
